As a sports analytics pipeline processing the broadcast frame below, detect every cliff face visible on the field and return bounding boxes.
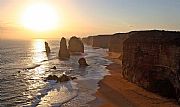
[82,36,93,46]
[82,35,111,48]
[83,30,180,100]
[92,35,111,48]
[109,33,129,53]
[122,30,180,98]
[83,33,128,52]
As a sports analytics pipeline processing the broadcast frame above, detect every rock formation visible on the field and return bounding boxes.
[92,35,111,48]
[122,30,180,99]
[82,30,180,102]
[82,33,128,50]
[58,37,70,59]
[82,36,93,45]
[45,74,77,83]
[78,58,89,67]
[46,75,58,81]
[51,66,56,70]
[82,35,111,48]
[68,36,84,53]
[108,33,129,53]
[45,42,50,54]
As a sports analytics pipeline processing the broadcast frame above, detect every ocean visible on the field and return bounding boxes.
[0,39,112,107]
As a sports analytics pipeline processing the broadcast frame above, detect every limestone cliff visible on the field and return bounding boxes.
[83,30,180,101]
[122,30,180,99]
[82,35,111,48]
[108,33,129,53]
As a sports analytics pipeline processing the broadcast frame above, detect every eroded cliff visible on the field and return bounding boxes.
[122,30,180,99]
[83,30,180,101]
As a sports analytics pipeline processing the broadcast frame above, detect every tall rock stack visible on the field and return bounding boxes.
[45,42,50,54]
[68,36,84,53]
[58,37,70,59]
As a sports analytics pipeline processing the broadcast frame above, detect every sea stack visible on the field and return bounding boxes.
[45,42,50,54]
[78,58,89,67]
[68,36,84,54]
[58,37,70,59]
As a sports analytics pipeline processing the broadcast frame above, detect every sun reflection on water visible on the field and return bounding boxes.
[25,39,50,100]
[33,39,45,52]
[32,39,48,63]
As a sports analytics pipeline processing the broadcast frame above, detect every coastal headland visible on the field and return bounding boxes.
[83,30,180,107]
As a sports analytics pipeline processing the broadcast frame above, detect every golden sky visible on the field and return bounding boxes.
[0,0,180,40]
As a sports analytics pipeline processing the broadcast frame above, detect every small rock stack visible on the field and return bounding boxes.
[45,42,50,54]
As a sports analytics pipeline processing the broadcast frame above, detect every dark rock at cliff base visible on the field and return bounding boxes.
[78,58,89,67]
[45,42,50,54]
[45,74,77,83]
[68,36,84,54]
[51,66,56,70]
[58,37,70,59]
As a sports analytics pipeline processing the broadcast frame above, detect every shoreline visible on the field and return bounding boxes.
[91,54,179,107]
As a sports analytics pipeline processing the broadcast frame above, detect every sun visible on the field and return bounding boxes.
[21,3,60,32]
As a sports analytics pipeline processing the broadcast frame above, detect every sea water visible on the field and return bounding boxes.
[0,39,112,107]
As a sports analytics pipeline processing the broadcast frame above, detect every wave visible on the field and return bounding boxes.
[40,56,58,63]
[25,64,41,70]
[29,81,78,107]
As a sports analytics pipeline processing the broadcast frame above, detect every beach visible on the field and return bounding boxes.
[92,53,179,107]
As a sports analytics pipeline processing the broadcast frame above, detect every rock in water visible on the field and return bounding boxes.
[78,58,89,67]
[51,66,56,70]
[57,74,70,82]
[68,36,84,54]
[45,42,51,54]
[58,37,70,59]
[46,75,58,81]
[45,74,77,82]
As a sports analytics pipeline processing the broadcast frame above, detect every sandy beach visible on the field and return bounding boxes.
[93,53,180,107]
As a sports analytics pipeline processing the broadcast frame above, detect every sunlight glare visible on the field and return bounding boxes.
[21,3,60,32]
[32,39,48,63]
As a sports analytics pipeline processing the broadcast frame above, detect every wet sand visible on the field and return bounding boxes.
[92,53,179,107]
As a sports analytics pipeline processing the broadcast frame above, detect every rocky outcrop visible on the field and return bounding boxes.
[51,66,56,70]
[45,42,50,54]
[68,36,84,53]
[58,37,70,59]
[78,58,89,67]
[122,30,180,99]
[45,74,77,83]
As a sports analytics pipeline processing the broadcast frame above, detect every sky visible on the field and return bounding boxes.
[0,0,180,40]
